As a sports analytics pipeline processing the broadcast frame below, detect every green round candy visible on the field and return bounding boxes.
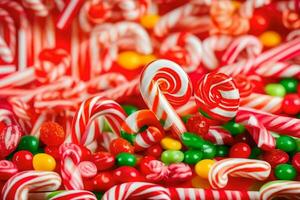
[161,150,184,164]
[265,83,286,97]
[17,136,39,153]
[275,164,297,180]
[122,105,138,115]
[201,142,216,159]
[184,150,203,164]
[216,145,229,157]
[222,121,245,136]
[276,135,297,152]
[280,78,298,93]
[181,132,205,149]
[116,152,137,167]
[249,147,262,159]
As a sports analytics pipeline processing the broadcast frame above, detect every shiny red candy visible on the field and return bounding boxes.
[229,142,251,158]
[44,146,61,160]
[93,172,116,191]
[186,114,210,136]
[92,151,115,171]
[146,144,163,158]
[263,149,289,168]
[292,153,300,172]
[113,166,144,183]
[139,156,156,175]
[109,138,134,155]
[12,150,33,171]
[249,12,270,35]
[40,122,65,146]
[79,146,92,161]
[282,94,300,115]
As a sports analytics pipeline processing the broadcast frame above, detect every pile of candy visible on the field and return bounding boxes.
[0,0,300,199]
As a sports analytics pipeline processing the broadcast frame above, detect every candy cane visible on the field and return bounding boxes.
[29,190,97,200]
[208,158,271,189]
[236,107,300,138]
[140,59,192,138]
[87,73,127,93]
[0,160,18,181]
[21,0,49,16]
[1,171,61,200]
[255,62,300,79]
[121,110,164,151]
[233,74,253,98]
[205,126,233,145]
[114,0,150,21]
[259,180,300,200]
[160,32,202,72]
[56,0,84,29]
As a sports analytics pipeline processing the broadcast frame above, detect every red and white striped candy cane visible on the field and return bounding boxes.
[255,62,300,79]
[113,0,150,21]
[205,126,233,145]
[1,171,61,200]
[140,59,192,137]
[259,180,300,200]
[71,96,127,152]
[87,73,127,93]
[121,110,164,151]
[77,161,97,178]
[236,107,300,138]
[167,163,192,182]
[208,158,271,189]
[194,72,240,121]
[0,160,18,181]
[29,190,97,200]
[21,0,49,16]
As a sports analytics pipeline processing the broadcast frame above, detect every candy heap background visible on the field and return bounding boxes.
[0,0,300,199]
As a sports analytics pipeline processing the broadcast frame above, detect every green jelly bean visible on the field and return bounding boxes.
[216,145,229,157]
[122,105,138,115]
[249,147,262,159]
[275,164,297,180]
[265,83,286,97]
[184,150,203,164]
[116,152,137,167]
[280,78,298,93]
[223,121,245,136]
[276,135,297,152]
[161,150,184,164]
[17,136,39,153]
[201,141,216,159]
[181,132,205,149]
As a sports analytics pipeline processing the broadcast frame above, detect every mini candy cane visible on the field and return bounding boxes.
[56,0,84,29]
[87,73,127,93]
[236,107,300,138]
[140,59,192,137]
[71,96,127,151]
[259,180,300,200]
[205,126,233,145]
[160,32,202,72]
[1,171,61,200]
[121,110,164,151]
[21,0,49,16]
[29,190,97,200]
[0,160,18,181]
[255,62,300,79]
[167,163,192,182]
[142,159,169,182]
[208,158,271,189]
[194,72,240,121]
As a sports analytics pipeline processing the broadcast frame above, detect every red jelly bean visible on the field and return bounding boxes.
[229,142,251,158]
[292,153,300,172]
[282,94,300,115]
[263,149,289,168]
[186,114,210,136]
[113,166,143,183]
[92,151,115,171]
[249,11,270,35]
[93,172,116,191]
[40,122,65,146]
[146,144,163,158]
[12,150,33,171]
[109,138,134,155]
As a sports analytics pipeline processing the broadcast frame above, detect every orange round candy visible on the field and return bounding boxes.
[40,122,65,146]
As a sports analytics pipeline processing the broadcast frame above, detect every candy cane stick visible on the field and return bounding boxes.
[56,0,84,29]
[255,62,300,79]
[205,126,233,145]
[208,158,271,189]
[259,180,300,200]
[0,160,18,181]
[1,171,61,200]
[28,190,97,200]
[140,59,192,138]
[114,0,150,21]
[87,73,127,93]
[21,0,49,16]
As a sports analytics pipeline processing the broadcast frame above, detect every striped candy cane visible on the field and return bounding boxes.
[255,62,300,79]
[21,0,49,16]
[205,126,233,145]
[0,160,18,181]
[29,190,97,200]
[140,59,192,138]
[56,0,84,29]
[259,180,300,200]
[87,73,127,92]
[208,158,271,189]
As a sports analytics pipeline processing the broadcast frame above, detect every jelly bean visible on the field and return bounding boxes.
[202,142,216,159]
[93,172,116,191]
[40,122,65,146]
[186,114,209,136]
[12,150,33,171]
[161,137,182,150]
[282,94,300,115]
[146,144,163,158]
[122,105,138,116]
[249,147,262,159]
[263,149,289,168]
[229,142,251,158]
[292,153,300,172]
[140,54,157,66]
[140,14,160,29]
[195,159,216,179]
[113,166,143,183]
[249,12,270,35]
[17,136,39,153]
[280,78,299,93]
[222,121,245,136]
[215,145,229,157]
[161,150,184,165]
[181,132,205,149]
[275,164,297,180]
[117,51,141,70]
[259,31,282,47]
[109,138,134,155]
[32,153,56,171]
[92,151,115,171]
[116,152,137,167]
[265,83,286,97]
[184,150,203,164]
[276,135,297,152]
[44,146,61,160]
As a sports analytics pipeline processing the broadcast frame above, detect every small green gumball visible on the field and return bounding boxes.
[280,78,298,93]
[116,152,137,167]
[161,150,184,165]
[265,83,286,97]
[184,150,203,164]
[222,121,245,136]
[276,135,297,152]
[122,105,138,115]
[275,164,297,180]
[249,147,262,159]
[216,145,229,157]
[17,135,39,153]
[201,142,216,159]
[181,132,205,149]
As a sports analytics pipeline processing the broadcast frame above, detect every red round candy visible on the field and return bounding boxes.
[263,149,289,168]
[40,122,65,146]
[186,114,210,136]
[12,150,33,171]
[109,138,134,155]
[249,11,270,35]
[113,166,143,183]
[93,172,116,191]
[44,146,61,160]
[92,151,115,171]
[282,94,300,115]
[229,142,251,158]
[292,153,300,172]
[145,144,163,158]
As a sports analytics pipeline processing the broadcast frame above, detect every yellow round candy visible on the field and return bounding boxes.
[195,159,216,179]
[191,176,211,189]
[140,14,160,29]
[117,51,142,70]
[259,31,282,47]
[33,153,56,171]
[140,54,157,66]
[160,137,182,150]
